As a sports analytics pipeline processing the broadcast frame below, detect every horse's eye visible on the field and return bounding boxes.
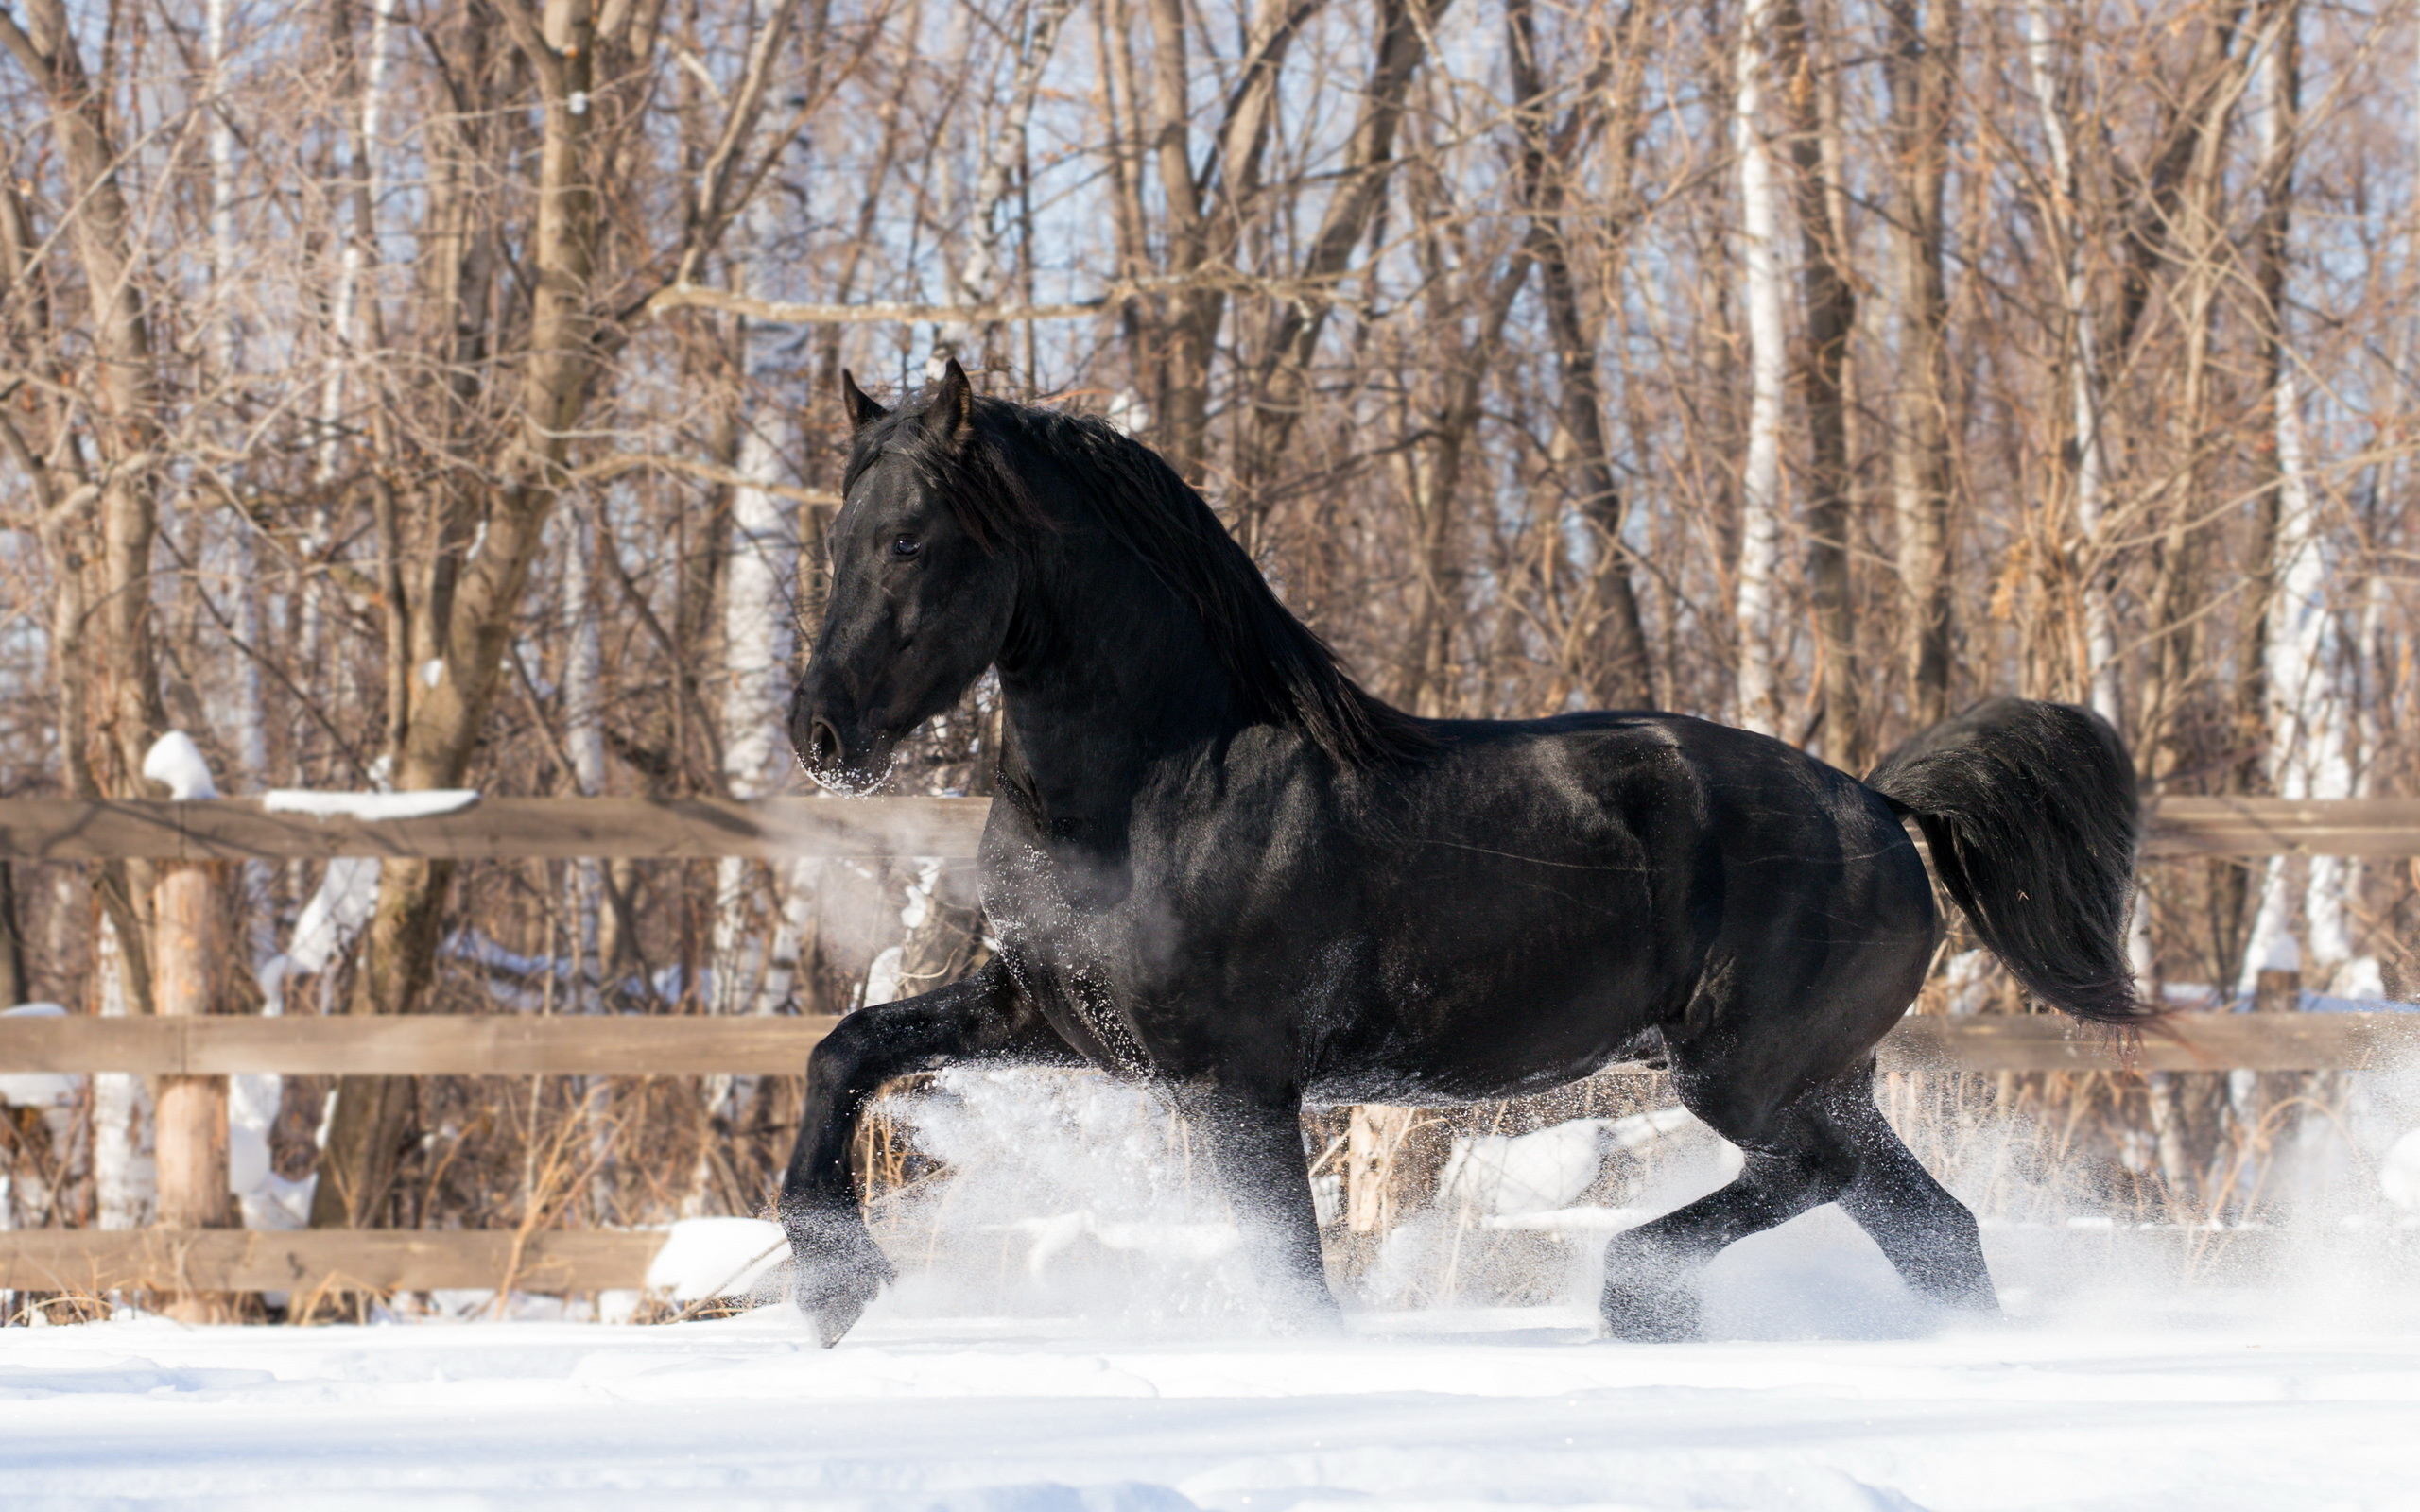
[891,535,922,558]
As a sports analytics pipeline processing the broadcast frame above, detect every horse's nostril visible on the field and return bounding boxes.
[809,718,842,769]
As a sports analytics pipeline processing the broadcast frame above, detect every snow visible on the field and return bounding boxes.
[1437,1111,1707,1218]
[646,1218,790,1302]
[139,731,219,800]
[8,1065,2420,1505]
[2384,1131,2420,1213]
[261,788,480,819]
[233,846,392,1229]
[282,856,383,978]
[4,1278,2418,1509]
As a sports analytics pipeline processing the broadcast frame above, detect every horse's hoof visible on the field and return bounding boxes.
[784,1219,893,1347]
[1600,1280,1700,1343]
[791,1262,883,1346]
[801,1298,865,1349]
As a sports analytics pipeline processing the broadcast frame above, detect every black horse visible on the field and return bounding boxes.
[779,359,2144,1345]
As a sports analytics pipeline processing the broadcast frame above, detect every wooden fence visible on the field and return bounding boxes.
[1,1007,2415,1077]
[3,793,2416,1299]
[5,793,2419,863]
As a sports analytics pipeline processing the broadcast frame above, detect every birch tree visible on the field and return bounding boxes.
[1882,0,1957,728]
[2237,0,2357,1001]
[1733,0,1789,737]
[2021,0,2118,723]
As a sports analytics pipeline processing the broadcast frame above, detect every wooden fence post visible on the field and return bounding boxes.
[152,861,237,1320]
[1345,1106,1417,1234]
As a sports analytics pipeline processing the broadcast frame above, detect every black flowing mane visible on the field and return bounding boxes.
[847,393,1431,769]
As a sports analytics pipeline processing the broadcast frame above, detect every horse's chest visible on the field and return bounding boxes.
[998,936,1159,1076]
[983,878,1211,1076]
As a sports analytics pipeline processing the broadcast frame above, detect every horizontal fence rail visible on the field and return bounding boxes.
[1876,1012,2420,1073]
[0,1229,666,1295]
[2139,798,2420,858]
[0,796,987,862]
[1,1013,2412,1077]
[4,796,2419,862]
[0,1014,839,1076]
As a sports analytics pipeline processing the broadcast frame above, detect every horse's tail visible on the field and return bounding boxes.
[1864,696,2150,1024]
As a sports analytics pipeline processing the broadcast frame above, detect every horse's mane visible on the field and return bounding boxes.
[848,393,1431,770]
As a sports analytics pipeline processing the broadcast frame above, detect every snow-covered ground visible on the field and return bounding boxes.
[6,1236,2418,1511]
[10,1071,2419,1509]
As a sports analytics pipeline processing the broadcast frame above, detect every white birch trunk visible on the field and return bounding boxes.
[2022,0,2118,724]
[1733,0,1788,738]
[711,414,800,1013]
[2238,26,2355,1000]
[206,0,291,1229]
[949,0,1080,360]
[562,507,616,1216]
[700,412,797,1160]
[562,507,607,998]
[92,916,153,1229]
[299,0,393,677]
[691,201,806,1211]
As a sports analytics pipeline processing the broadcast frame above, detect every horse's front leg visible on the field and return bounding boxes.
[1179,1082,1339,1328]
[780,955,1074,1345]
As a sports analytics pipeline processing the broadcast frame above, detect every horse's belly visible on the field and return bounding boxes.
[985,809,1687,1096]
[1295,945,1674,1105]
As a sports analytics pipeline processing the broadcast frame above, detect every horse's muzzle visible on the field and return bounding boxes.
[790,688,896,795]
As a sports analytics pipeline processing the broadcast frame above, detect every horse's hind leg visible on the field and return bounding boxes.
[1599,1096,1857,1341]
[1830,1082,1997,1314]
[779,956,1079,1345]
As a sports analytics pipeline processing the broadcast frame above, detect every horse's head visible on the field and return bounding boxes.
[791,358,1023,793]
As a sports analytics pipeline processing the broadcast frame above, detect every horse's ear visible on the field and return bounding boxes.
[925,356,974,446]
[839,369,889,433]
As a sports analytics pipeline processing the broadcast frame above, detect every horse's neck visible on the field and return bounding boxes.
[994,562,1239,820]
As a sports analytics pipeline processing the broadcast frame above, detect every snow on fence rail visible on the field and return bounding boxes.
[4,795,2419,862]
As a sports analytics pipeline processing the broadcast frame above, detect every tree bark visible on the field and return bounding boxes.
[2020,0,2118,721]
[1506,0,1652,711]
[1776,0,1861,768]
[1882,0,1956,730]
[0,861,26,1007]
[1140,0,1217,475]
[951,0,1080,370]
[1233,0,1445,541]
[2238,0,2352,997]
[0,1,171,992]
